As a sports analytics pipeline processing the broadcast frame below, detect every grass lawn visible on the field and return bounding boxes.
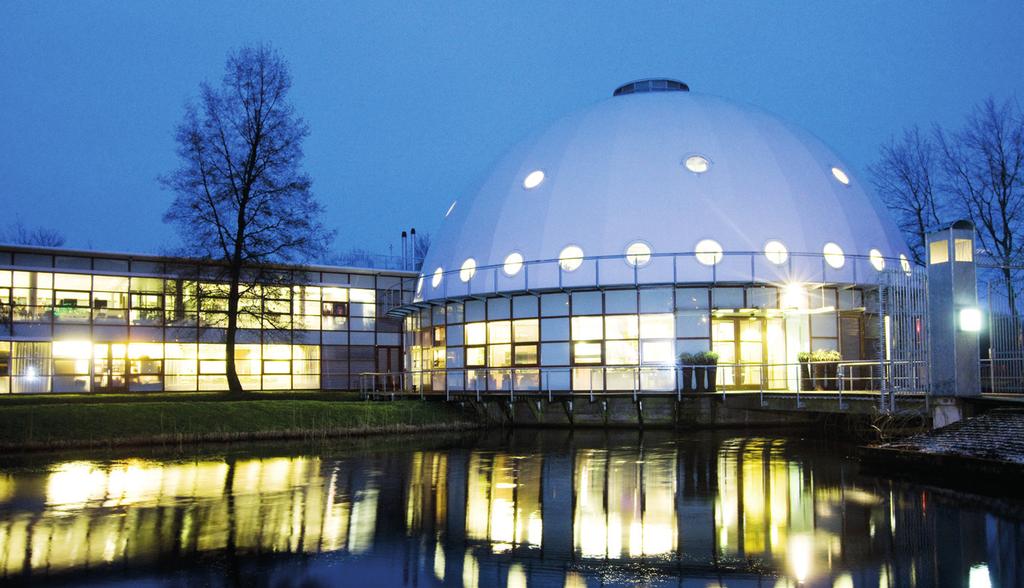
[0,397,479,450]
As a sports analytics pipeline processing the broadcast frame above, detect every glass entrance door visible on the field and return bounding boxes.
[93,343,127,392]
[712,317,787,389]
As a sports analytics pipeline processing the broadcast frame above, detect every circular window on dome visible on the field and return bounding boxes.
[460,258,477,282]
[764,240,788,265]
[695,239,723,266]
[431,267,444,288]
[503,252,524,276]
[559,245,584,272]
[445,200,457,217]
[869,249,886,271]
[831,167,850,185]
[523,170,545,189]
[625,241,652,267]
[684,155,711,174]
[823,243,845,269]
[900,254,912,275]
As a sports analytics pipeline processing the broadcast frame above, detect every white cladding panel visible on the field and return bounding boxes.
[421,91,908,300]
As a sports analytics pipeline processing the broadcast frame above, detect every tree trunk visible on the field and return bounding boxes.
[225,263,244,395]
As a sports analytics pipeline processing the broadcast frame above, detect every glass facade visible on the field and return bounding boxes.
[405,285,875,393]
[0,247,416,393]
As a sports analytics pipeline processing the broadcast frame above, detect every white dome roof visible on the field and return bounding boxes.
[420,82,909,301]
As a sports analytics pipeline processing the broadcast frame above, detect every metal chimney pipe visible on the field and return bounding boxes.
[401,231,408,270]
[410,227,417,269]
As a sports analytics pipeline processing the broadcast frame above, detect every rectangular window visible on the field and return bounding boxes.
[540,293,569,317]
[604,289,637,314]
[540,317,569,341]
[512,319,539,342]
[930,240,949,264]
[514,344,538,365]
[540,342,569,366]
[639,314,674,339]
[605,340,639,365]
[604,315,638,340]
[954,238,973,262]
[639,288,674,313]
[512,295,538,318]
[488,344,512,367]
[465,322,487,345]
[571,316,603,341]
[571,291,602,315]
[573,342,602,364]
[466,347,486,367]
[487,321,512,344]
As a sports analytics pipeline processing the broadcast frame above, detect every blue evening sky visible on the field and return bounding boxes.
[1,2,1022,259]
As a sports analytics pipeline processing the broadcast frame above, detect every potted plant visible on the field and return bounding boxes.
[811,349,841,391]
[678,352,696,393]
[694,351,719,393]
[797,351,813,391]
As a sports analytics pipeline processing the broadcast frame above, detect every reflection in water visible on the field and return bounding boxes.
[0,432,1020,586]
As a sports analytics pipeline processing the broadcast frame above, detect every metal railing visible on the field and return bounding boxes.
[359,359,929,408]
[981,357,1024,394]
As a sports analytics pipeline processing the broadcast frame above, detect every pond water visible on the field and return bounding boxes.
[0,430,1020,587]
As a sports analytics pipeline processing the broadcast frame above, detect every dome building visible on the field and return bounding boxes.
[403,79,912,394]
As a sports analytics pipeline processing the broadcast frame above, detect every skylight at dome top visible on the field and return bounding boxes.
[418,79,909,300]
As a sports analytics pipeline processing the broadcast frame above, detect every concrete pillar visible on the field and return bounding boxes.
[926,220,981,397]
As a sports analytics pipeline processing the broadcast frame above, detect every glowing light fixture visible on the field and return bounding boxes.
[558,245,584,272]
[900,254,912,275]
[684,155,710,174]
[694,239,723,266]
[959,307,982,332]
[459,258,476,282]
[523,170,545,189]
[831,166,850,185]
[781,283,808,310]
[445,200,457,217]
[869,248,886,271]
[764,240,788,265]
[823,242,845,269]
[503,252,524,276]
[431,267,443,288]
[625,242,652,267]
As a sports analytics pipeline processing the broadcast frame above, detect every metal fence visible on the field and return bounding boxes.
[983,277,1024,393]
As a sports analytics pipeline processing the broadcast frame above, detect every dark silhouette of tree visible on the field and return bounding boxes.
[937,97,1024,313]
[1,220,66,247]
[162,44,333,394]
[868,127,945,266]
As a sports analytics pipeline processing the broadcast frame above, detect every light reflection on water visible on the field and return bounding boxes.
[0,431,1020,587]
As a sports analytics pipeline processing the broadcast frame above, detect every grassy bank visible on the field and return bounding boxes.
[0,398,482,452]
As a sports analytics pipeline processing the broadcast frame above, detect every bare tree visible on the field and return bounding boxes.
[413,232,431,269]
[937,97,1024,313]
[869,127,946,265]
[162,44,333,394]
[1,220,66,247]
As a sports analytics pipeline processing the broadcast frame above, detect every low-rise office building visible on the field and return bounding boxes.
[0,245,417,393]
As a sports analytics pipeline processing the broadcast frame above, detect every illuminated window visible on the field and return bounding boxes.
[514,344,538,365]
[487,321,512,344]
[571,316,603,340]
[605,340,639,365]
[512,319,539,342]
[431,267,443,288]
[900,254,912,275]
[445,200,457,217]
[465,322,487,346]
[466,347,486,366]
[523,170,545,189]
[764,240,788,265]
[929,240,949,264]
[460,258,477,282]
[625,242,652,267]
[559,245,584,272]
[869,249,885,271]
[488,344,512,367]
[573,342,602,364]
[823,242,845,269]
[640,314,675,338]
[684,155,710,174]
[695,239,723,266]
[955,239,973,262]
[641,340,675,364]
[503,252,524,276]
[604,315,639,339]
[831,167,850,185]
